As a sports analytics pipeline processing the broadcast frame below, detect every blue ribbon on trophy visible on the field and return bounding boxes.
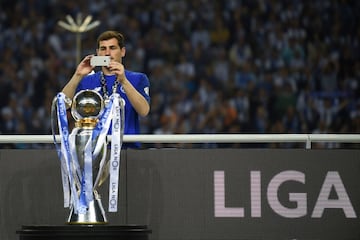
[54,92,79,211]
[51,90,124,224]
[108,94,123,212]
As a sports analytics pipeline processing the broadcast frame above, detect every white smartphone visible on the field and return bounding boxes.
[90,56,110,67]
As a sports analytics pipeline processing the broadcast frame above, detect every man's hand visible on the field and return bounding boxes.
[75,55,95,76]
[108,61,126,84]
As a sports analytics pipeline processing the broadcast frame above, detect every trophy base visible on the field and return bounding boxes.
[17,225,152,240]
[67,198,107,224]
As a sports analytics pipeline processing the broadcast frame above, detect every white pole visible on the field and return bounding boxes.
[0,134,359,144]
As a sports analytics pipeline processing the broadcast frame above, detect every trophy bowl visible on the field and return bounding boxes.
[71,90,104,128]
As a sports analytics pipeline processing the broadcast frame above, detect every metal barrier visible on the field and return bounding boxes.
[0,134,359,149]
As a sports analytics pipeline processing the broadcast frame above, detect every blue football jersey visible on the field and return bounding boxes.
[75,70,150,148]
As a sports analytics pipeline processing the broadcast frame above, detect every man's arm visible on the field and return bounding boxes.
[108,61,150,117]
[62,55,94,99]
[62,73,84,99]
[121,78,150,117]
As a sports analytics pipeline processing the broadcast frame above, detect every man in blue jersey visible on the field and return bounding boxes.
[62,30,150,148]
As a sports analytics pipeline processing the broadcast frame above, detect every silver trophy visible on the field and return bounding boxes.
[52,89,123,225]
[67,90,107,224]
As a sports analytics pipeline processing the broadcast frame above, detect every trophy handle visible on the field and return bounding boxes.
[96,161,110,188]
[93,142,109,189]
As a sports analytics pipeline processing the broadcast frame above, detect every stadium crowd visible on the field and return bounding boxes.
[0,0,359,149]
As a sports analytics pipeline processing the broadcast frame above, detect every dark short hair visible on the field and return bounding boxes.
[97,31,125,48]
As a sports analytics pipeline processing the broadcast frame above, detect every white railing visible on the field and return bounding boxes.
[0,134,359,149]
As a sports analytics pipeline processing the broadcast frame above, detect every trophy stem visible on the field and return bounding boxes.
[67,194,108,225]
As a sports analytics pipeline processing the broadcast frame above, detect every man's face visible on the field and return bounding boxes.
[97,38,125,62]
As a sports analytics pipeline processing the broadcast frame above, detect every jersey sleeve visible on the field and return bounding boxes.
[137,73,151,104]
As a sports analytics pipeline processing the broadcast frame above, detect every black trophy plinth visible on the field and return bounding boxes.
[16,225,151,240]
